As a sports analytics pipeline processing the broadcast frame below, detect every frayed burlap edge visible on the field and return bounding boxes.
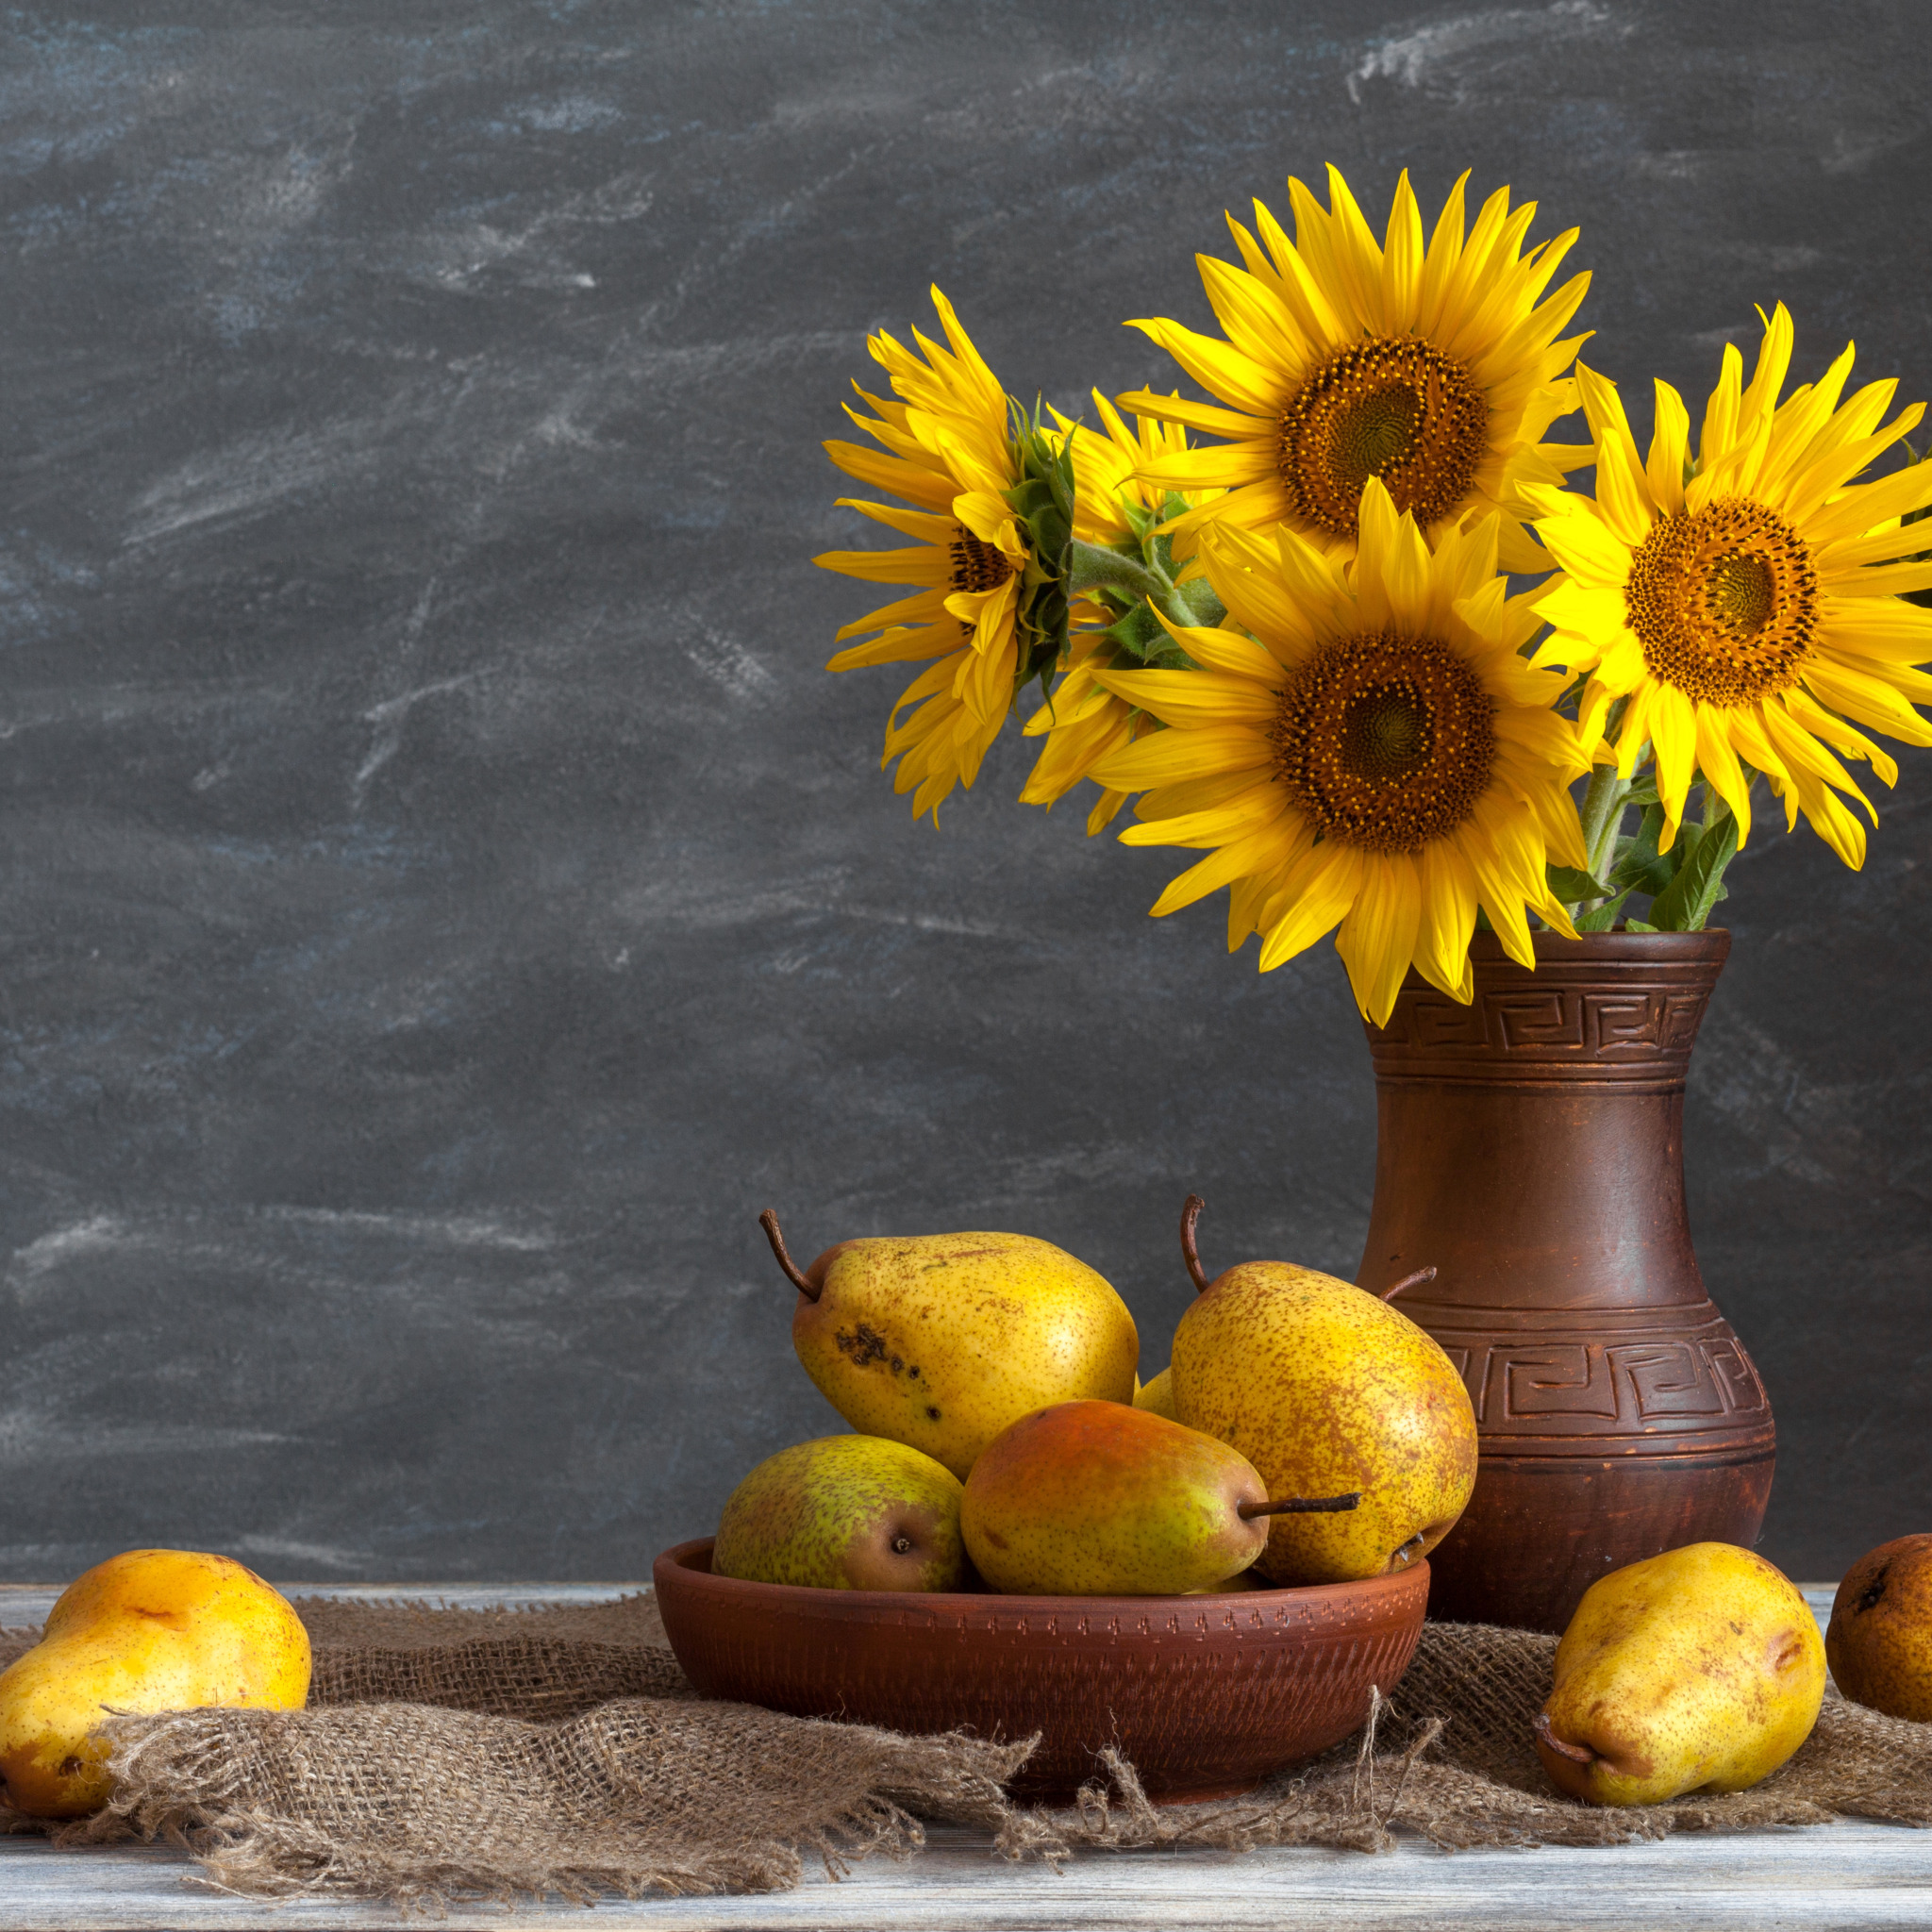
[55,1700,1061,1909]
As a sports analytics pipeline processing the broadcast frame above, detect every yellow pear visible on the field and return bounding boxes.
[1825,1534,1932,1722]
[1534,1542,1826,1806]
[1168,1197,1474,1584]
[759,1210,1138,1479]
[962,1400,1323,1596]
[0,1549,310,1818]
[712,1435,965,1591]
[1132,1367,1175,1420]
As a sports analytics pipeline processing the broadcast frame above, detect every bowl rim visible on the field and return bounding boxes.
[652,1536,1429,1618]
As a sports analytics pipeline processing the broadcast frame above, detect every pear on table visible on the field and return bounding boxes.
[0,1549,310,1819]
[1169,1195,1471,1586]
[1826,1533,1932,1722]
[712,1435,965,1591]
[1534,1542,1825,1805]
[960,1398,1359,1597]
[760,1210,1138,1479]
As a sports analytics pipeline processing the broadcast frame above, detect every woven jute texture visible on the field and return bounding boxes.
[2,1596,1929,1906]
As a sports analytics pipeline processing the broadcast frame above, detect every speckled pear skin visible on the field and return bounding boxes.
[711,1435,966,1592]
[1536,1542,1825,1806]
[1132,1366,1176,1420]
[1172,1260,1476,1586]
[792,1233,1139,1480]
[1826,1534,1932,1723]
[0,1549,311,1819]
[961,1400,1268,1596]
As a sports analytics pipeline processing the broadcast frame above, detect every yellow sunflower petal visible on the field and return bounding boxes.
[1257,844,1367,972]
[1644,381,1691,515]
[1336,855,1424,1026]
[1091,724,1275,791]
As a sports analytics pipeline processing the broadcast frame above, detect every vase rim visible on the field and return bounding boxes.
[1470,927,1732,963]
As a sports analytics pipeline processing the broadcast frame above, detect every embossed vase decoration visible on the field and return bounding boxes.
[1354,929,1774,1635]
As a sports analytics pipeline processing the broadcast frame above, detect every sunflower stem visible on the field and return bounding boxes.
[1578,765,1632,901]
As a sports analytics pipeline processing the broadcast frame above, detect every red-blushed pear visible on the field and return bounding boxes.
[711,1435,966,1592]
[1169,1195,1474,1586]
[959,1398,1360,1597]
[1535,1543,1825,1805]
[759,1211,1138,1480]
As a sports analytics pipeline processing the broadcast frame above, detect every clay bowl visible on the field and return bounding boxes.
[653,1539,1429,1803]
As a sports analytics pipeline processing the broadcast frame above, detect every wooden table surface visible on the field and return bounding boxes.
[3,1581,1927,1932]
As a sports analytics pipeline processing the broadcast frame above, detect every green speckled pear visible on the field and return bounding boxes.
[1535,1543,1825,1805]
[961,1400,1271,1596]
[711,1435,965,1591]
[1169,1197,1474,1586]
[760,1211,1139,1480]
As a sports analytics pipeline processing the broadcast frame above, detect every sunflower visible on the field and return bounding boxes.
[1018,394,1224,834]
[1528,304,1932,866]
[1086,477,1590,1024]
[815,289,1067,821]
[1117,167,1591,573]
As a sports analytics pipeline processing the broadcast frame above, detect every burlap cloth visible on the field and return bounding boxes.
[2,1592,1928,1907]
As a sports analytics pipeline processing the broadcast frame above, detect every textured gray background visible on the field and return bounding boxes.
[1,2,1925,1587]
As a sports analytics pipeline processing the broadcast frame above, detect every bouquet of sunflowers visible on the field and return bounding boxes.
[814,168,1932,1025]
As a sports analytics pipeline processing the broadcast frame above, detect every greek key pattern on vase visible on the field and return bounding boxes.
[1367,981,1714,1083]
[1433,1334,1770,1437]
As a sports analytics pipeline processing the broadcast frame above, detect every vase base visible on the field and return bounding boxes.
[1423,1444,1776,1634]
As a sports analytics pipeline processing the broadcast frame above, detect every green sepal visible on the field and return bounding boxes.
[1105,603,1195,670]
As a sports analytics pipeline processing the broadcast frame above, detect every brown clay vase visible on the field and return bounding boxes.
[1355,929,1774,1634]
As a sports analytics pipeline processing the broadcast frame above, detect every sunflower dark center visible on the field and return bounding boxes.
[949,527,1013,595]
[1624,498,1817,707]
[1273,631,1497,855]
[1278,337,1490,540]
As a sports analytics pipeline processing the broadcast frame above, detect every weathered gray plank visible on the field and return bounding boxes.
[3,1821,1931,1931]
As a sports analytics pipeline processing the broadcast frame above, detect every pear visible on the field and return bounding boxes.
[959,1399,1356,1596]
[712,1434,966,1591]
[1168,1196,1473,1585]
[760,1211,1138,1479]
[1535,1542,1825,1805]
[0,1549,310,1818]
[1132,1367,1176,1421]
[1826,1533,1932,1722]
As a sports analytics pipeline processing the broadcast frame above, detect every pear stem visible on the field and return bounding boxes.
[1180,1193,1211,1295]
[1532,1711,1596,1766]
[758,1209,821,1303]
[1378,1265,1438,1303]
[1238,1491,1362,1519]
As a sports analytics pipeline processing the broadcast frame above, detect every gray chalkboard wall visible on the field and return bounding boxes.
[3,2,1926,1588]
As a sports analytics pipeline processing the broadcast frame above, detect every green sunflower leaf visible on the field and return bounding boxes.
[1547,865,1616,905]
[1609,806,1674,895]
[1575,891,1633,933]
[1648,808,1740,932]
